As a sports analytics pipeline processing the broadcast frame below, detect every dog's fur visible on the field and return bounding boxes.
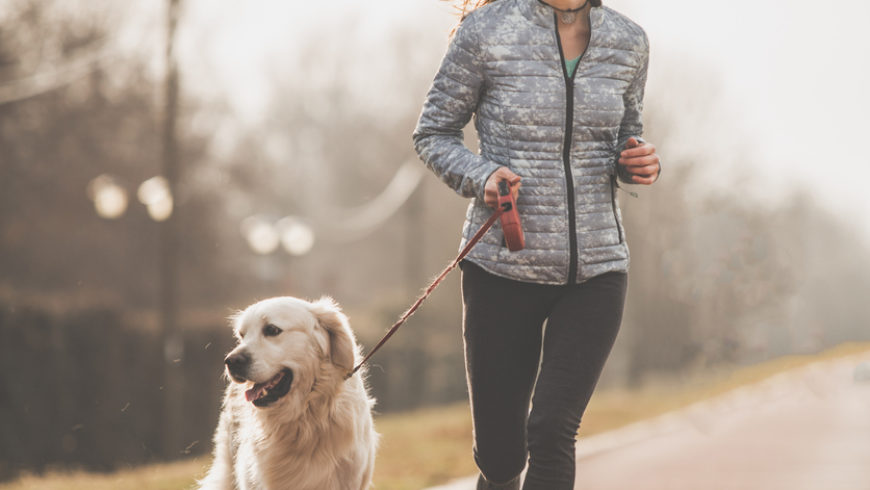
[198,297,378,490]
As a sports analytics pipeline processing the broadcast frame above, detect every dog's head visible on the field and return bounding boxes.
[224,296,356,411]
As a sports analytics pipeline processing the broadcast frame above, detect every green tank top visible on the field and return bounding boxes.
[565,55,581,76]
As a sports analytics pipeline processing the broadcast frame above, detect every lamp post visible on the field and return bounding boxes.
[87,172,178,457]
[85,0,183,462]
[160,0,183,460]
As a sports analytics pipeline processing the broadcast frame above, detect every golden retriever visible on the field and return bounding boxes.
[198,296,378,490]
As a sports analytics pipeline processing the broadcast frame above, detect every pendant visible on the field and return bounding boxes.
[560,11,577,24]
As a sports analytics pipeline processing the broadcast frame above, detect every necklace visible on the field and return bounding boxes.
[537,0,589,24]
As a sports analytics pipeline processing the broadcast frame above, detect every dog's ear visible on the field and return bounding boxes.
[309,297,356,372]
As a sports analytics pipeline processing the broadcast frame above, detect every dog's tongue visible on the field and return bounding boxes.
[243,371,284,403]
[245,384,266,402]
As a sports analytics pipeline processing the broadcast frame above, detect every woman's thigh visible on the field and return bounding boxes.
[460,261,555,480]
[524,272,628,487]
[535,271,628,410]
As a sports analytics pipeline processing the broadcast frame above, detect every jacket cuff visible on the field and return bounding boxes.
[471,162,504,202]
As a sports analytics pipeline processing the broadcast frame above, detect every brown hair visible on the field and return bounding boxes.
[452,0,602,21]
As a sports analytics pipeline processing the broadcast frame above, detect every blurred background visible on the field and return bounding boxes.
[1,0,869,487]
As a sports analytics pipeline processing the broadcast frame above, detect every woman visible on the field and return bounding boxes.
[413,0,660,488]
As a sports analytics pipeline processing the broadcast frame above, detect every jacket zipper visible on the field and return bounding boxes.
[553,14,588,285]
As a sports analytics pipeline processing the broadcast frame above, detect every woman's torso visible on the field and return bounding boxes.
[448,0,649,284]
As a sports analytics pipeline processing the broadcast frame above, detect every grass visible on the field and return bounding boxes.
[0,460,207,490]
[3,342,869,490]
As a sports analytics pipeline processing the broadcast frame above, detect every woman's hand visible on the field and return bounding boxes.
[619,137,660,185]
[483,167,522,208]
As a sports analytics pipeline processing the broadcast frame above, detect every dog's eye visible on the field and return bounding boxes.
[262,324,282,337]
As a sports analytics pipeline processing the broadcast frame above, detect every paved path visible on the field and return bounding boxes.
[429,353,870,490]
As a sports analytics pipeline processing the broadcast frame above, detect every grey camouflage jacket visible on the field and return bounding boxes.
[413,0,649,285]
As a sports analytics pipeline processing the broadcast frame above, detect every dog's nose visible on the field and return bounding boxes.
[225,352,251,373]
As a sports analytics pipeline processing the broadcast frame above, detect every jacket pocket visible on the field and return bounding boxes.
[610,180,624,244]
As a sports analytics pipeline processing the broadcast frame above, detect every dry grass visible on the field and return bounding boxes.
[0,459,209,490]
[3,342,869,490]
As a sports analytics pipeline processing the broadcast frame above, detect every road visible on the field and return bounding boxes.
[429,353,870,490]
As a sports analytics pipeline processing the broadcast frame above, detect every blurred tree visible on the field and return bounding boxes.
[0,0,235,310]
[207,20,470,308]
[619,158,870,384]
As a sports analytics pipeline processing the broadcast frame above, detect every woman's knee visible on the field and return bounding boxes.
[526,407,580,455]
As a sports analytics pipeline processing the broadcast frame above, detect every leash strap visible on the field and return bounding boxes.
[346,206,506,379]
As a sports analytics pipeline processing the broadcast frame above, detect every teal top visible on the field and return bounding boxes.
[565,55,581,75]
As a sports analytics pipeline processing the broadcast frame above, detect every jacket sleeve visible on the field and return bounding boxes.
[412,16,501,201]
[615,34,658,184]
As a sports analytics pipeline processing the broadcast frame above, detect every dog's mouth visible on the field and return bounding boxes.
[245,368,294,408]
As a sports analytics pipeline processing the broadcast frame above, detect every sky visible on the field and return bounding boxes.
[118,0,870,241]
[618,0,870,226]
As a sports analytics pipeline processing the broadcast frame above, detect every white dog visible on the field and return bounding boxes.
[198,296,378,490]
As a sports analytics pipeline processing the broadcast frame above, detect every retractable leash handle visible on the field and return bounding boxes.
[497,180,525,252]
[346,180,525,380]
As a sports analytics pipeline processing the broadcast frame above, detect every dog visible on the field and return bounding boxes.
[198,296,378,490]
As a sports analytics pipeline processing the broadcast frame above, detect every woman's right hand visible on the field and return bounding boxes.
[483,167,522,208]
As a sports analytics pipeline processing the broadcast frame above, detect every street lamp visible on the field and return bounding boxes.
[87,174,174,222]
[86,171,180,457]
[276,216,315,256]
[240,214,314,289]
[240,215,280,255]
[241,215,315,257]
[87,174,129,219]
[137,176,173,222]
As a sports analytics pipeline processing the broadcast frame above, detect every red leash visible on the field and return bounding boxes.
[346,184,522,379]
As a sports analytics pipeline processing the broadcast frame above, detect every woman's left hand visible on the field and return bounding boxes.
[618,137,660,185]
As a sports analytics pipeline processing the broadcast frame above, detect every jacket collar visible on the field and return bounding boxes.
[517,0,605,31]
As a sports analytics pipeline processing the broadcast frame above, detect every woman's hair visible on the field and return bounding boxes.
[453,0,602,21]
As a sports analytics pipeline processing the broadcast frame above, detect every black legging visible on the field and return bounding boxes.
[460,261,628,490]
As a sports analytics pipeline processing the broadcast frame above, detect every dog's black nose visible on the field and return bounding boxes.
[225,351,251,376]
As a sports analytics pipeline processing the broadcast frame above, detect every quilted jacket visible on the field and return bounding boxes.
[413,0,649,285]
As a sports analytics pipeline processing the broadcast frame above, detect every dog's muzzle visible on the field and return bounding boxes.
[225,351,251,382]
[225,352,294,408]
